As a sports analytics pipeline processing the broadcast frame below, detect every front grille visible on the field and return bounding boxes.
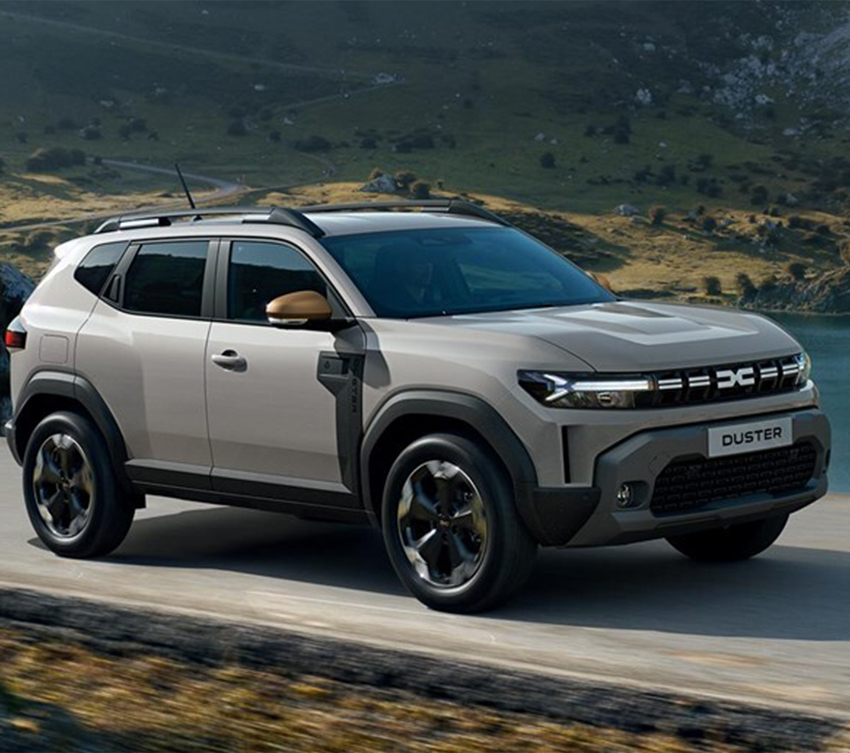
[650,441,818,516]
[639,356,804,408]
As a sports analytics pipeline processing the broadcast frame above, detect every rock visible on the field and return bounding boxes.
[1,262,36,427]
[359,174,398,193]
[635,88,653,106]
[743,267,850,314]
[615,203,641,217]
[534,132,546,141]
[782,192,800,206]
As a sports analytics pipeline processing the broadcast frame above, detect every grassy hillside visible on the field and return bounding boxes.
[2,1,850,300]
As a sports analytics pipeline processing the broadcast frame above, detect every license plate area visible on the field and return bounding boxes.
[707,417,793,458]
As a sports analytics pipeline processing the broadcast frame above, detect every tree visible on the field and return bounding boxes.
[411,180,431,199]
[702,216,717,233]
[394,170,417,189]
[703,276,722,296]
[787,262,807,281]
[540,151,556,169]
[268,130,282,143]
[0,157,5,174]
[649,206,666,226]
[735,272,757,298]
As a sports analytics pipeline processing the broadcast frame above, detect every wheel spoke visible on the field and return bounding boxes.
[408,483,439,523]
[414,528,443,566]
[45,490,66,522]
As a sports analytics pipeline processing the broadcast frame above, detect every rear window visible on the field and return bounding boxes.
[74,242,127,296]
[123,240,209,317]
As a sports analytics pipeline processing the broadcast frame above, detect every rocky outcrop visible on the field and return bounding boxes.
[1,263,36,430]
[741,266,850,313]
[359,174,397,193]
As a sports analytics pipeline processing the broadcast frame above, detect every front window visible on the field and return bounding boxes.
[321,226,613,318]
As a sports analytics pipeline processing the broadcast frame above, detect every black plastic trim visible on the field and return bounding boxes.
[11,371,131,490]
[531,486,602,546]
[360,390,542,530]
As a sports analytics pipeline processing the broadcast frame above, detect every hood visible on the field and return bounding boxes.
[423,301,801,372]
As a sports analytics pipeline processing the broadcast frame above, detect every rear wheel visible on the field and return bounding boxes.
[23,411,135,559]
[382,433,537,613]
[666,514,788,562]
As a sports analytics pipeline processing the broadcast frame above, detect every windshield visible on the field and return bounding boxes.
[321,226,614,318]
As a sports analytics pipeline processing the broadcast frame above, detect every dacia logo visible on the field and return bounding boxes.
[716,366,756,389]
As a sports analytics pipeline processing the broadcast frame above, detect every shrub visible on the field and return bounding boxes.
[57,117,77,130]
[227,120,247,137]
[540,151,556,169]
[43,124,56,135]
[294,134,331,152]
[394,171,417,189]
[410,180,431,199]
[268,130,281,143]
[613,128,630,145]
[368,167,384,180]
[735,272,757,297]
[0,157,4,173]
[703,276,722,296]
[118,123,132,140]
[584,124,596,137]
[129,117,147,133]
[750,185,769,205]
[695,153,713,169]
[760,274,779,293]
[227,105,246,119]
[787,262,807,281]
[79,125,102,141]
[16,132,27,144]
[702,216,717,233]
[788,215,803,229]
[359,137,377,149]
[816,223,831,236]
[656,164,676,186]
[840,239,850,264]
[25,147,86,172]
[649,206,666,225]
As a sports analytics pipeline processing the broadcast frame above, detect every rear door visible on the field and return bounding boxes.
[75,238,216,481]
[204,238,364,505]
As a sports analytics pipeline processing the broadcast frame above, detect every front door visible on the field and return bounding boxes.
[205,239,363,505]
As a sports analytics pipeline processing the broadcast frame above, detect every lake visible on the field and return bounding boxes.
[767,312,849,493]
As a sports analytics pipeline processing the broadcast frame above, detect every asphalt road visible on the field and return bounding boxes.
[1,444,848,717]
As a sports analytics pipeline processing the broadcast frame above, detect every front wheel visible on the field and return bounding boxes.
[666,514,789,562]
[382,433,537,613]
[23,411,135,559]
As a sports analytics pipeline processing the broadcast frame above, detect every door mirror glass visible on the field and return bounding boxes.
[266,290,333,327]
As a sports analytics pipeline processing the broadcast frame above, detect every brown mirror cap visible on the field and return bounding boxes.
[266,290,333,324]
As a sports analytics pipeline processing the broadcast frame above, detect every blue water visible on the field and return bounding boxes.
[766,312,849,493]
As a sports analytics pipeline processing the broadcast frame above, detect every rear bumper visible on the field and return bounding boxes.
[4,419,20,465]
[527,408,830,547]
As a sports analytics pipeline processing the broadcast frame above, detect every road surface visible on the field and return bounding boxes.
[1,444,848,717]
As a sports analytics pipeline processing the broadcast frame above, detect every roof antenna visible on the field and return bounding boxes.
[174,162,196,209]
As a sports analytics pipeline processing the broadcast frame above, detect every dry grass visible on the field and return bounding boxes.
[0,627,756,753]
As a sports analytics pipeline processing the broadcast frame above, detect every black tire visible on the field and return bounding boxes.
[666,514,789,563]
[22,411,135,559]
[381,433,537,613]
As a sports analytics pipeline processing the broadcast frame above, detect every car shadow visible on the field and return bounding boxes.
[67,505,850,641]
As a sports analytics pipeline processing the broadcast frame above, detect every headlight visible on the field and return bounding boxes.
[794,352,812,384]
[518,371,653,409]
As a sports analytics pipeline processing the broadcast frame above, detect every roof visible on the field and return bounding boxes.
[302,210,497,237]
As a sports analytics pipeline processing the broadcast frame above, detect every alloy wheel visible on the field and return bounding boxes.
[32,433,95,538]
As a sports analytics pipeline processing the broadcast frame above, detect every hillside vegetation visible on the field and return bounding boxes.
[2,1,850,307]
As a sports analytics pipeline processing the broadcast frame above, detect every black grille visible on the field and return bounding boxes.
[637,356,804,408]
[650,442,818,516]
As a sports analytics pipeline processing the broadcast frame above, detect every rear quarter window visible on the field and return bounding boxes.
[73,242,128,296]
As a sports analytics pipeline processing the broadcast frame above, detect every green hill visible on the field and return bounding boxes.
[2,0,850,304]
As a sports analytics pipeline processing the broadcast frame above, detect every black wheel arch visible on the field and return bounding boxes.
[11,370,132,493]
[360,390,539,529]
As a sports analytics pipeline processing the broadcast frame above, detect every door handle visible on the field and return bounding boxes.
[211,350,247,371]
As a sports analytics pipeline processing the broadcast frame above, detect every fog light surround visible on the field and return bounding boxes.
[616,483,636,509]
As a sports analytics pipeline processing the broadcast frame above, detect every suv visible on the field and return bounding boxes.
[4,201,831,612]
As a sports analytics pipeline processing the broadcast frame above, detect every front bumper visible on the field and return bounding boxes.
[4,419,20,465]
[527,408,830,547]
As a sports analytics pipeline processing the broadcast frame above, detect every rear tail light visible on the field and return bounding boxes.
[3,318,26,350]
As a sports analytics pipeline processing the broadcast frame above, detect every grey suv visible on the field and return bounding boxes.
[4,201,831,612]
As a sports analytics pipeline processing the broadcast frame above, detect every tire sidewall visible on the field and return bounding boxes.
[381,433,515,611]
[23,411,117,556]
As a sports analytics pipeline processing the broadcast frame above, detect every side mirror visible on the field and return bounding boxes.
[266,290,333,327]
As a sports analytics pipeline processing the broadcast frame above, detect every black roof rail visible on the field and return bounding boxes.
[299,199,511,226]
[93,206,325,237]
